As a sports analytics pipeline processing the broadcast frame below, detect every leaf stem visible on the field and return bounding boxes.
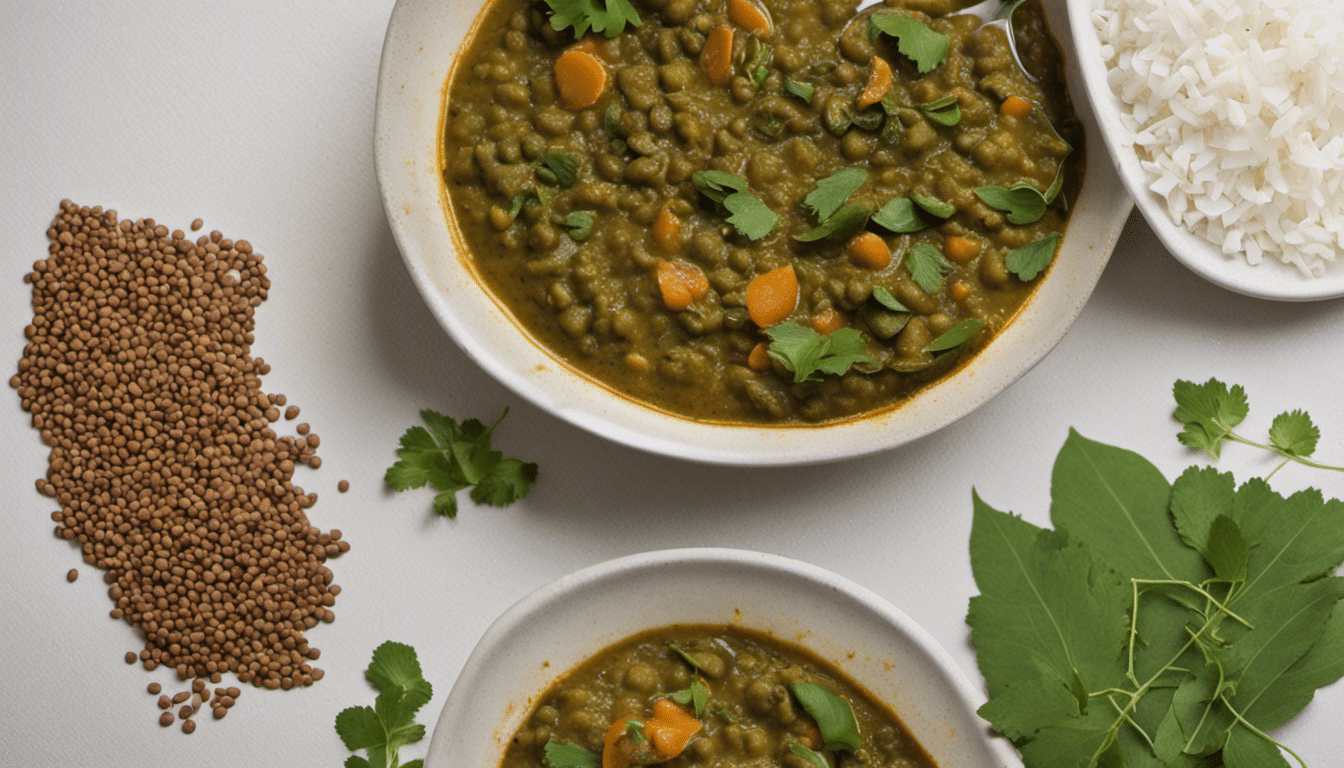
[1133,578,1254,629]
[1221,698,1310,768]
[1227,431,1344,473]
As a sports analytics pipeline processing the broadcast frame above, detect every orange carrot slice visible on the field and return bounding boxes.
[652,205,682,251]
[857,56,892,109]
[647,699,701,759]
[727,0,772,37]
[555,48,607,110]
[747,341,772,371]
[950,281,971,301]
[603,718,632,768]
[943,235,981,263]
[846,232,890,270]
[745,265,798,327]
[701,26,735,87]
[810,309,845,335]
[1000,95,1033,119]
[656,259,709,312]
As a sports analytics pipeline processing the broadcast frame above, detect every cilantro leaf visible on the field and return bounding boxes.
[870,196,925,233]
[1269,409,1319,458]
[783,78,815,104]
[868,12,949,74]
[1005,233,1061,281]
[918,94,961,126]
[336,641,432,768]
[794,202,869,243]
[871,286,910,312]
[723,190,779,240]
[537,152,580,188]
[789,683,861,752]
[1173,378,1249,459]
[692,170,747,204]
[385,408,537,518]
[923,317,982,353]
[667,678,710,716]
[764,323,876,382]
[561,210,595,242]
[544,0,641,39]
[543,740,600,768]
[975,183,1048,225]
[903,243,953,294]
[788,741,829,768]
[803,168,867,221]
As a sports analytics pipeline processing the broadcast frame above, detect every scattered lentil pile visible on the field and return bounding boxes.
[11,200,347,727]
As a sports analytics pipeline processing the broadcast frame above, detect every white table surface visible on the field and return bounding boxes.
[2,2,1341,766]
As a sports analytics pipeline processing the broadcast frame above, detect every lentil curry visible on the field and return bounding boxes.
[500,625,937,768]
[442,0,1079,423]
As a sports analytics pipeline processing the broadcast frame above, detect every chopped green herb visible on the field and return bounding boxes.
[923,317,983,352]
[560,210,595,242]
[508,191,540,219]
[668,678,710,717]
[1004,233,1061,281]
[543,0,641,39]
[850,107,884,132]
[789,741,829,768]
[868,12,949,74]
[910,193,954,219]
[692,171,778,240]
[918,93,961,126]
[624,719,647,745]
[666,641,705,671]
[794,202,869,243]
[765,323,877,383]
[537,152,580,188]
[969,425,1344,767]
[542,740,599,768]
[802,168,868,221]
[975,183,1048,225]
[1174,378,1342,476]
[692,169,747,203]
[783,78,815,104]
[335,641,432,768]
[871,196,925,233]
[384,408,538,518]
[903,243,953,294]
[871,286,911,313]
[789,683,861,752]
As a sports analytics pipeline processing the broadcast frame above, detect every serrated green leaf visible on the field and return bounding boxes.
[470,457,539,507]
[765,323,876,382]
[923,318,983,353]
[790,683,861,752]
[868,12,949,74]
[692,170,748,204]
[976,676,1080,741]
[1015,703,1124,768]
[1173,378,1249,459]
[432,486,464,518]
[1169,465,1235,556]
[544,0,640,38]
[870,196,925,233]
[1268,409,1318,458]
[803,168,867,221]
[723,191,779,240]
[336,706,387,751]
[1005,233,1061,281]
[1205,515,1248,582]
[1231,601,1344,731]
[794,202,869,243]
[903,243,953,294]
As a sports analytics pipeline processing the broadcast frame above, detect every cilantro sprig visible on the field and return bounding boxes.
[1174,378,1340,477]
[692,171,779,241]
[543,0,641,39]
[384,408,538,518]
[764,323,877,383]
[868,12,949,74]
[335,641,432,768]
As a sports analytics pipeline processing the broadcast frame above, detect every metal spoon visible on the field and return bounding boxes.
[859,0,1037,81]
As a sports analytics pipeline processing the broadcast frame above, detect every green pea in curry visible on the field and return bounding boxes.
[500,625,937,768]
[442,0,1080,423]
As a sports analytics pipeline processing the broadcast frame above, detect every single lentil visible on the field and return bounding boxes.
[66,568,78,582]
[337,480,349,493]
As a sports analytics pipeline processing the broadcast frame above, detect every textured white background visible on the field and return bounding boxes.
[1,1,1342,766]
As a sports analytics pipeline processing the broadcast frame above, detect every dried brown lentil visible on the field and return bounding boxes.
[182,719,197,734]
[147,682,162,695]
[13,202,342,715]
[66,568,78,582]
[337,480,349,493]
[159,712,175,727]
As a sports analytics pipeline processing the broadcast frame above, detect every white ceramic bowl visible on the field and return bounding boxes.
[374,0,1132,465]
[423,548,1022,768]
[1068,0,1344,301]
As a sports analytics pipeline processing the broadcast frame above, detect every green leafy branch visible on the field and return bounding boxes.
[1174,378,1342,478]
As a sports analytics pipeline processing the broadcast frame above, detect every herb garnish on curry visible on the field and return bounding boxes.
[442,0,1080,422]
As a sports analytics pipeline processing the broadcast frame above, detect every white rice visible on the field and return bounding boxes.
[1092,0,1344,276]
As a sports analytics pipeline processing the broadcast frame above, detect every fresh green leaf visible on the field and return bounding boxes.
[543,740,599,768]
[870,197,925,233]
[509,191,540,218]
[625,719,647,745]
[1005,233,1061,281]
[764,323,876,382]
[537,152,580,188]
[1205,515,1248,582]
[1269,409,1319,458]
[668,678,710,717]
[784,78,815,104]
[789,683,861,752]
[789,741,829,768]
[692,170,748,203]
[918,93,961,126]
[1173,378,1249,460]
[975,183,1048,225]
[910,193,954,219]
[871,286,910,313]
[803,168,867,222]
[903,244,953,294]
[923,317,983,352]
[868,12,949,74]
[336,641,433,768]
[544,0,641,39]
[794,202,869,243]
[723,191,779,240]
[1169,465,1235,557]
[385,408,537,518]
[560,211,595,242]
[666,642,706,671]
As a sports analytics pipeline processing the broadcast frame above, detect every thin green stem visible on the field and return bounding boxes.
[1222,697,1309,768]
[1226,431,1344,473]
[1133,579,1254,629]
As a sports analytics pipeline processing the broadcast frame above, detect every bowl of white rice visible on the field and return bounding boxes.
[1071,0,1344,300]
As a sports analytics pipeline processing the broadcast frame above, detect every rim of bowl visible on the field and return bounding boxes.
[1067,0,1344,302]
[423,547,1024,768]
[373,0,1133,466]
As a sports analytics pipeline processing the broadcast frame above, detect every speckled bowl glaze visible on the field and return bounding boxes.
[374,0,1132,464]
[422,548,1024,768]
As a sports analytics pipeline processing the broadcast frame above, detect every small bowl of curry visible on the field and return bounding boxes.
[374,0,1131,464]
[422,548,1023,767]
